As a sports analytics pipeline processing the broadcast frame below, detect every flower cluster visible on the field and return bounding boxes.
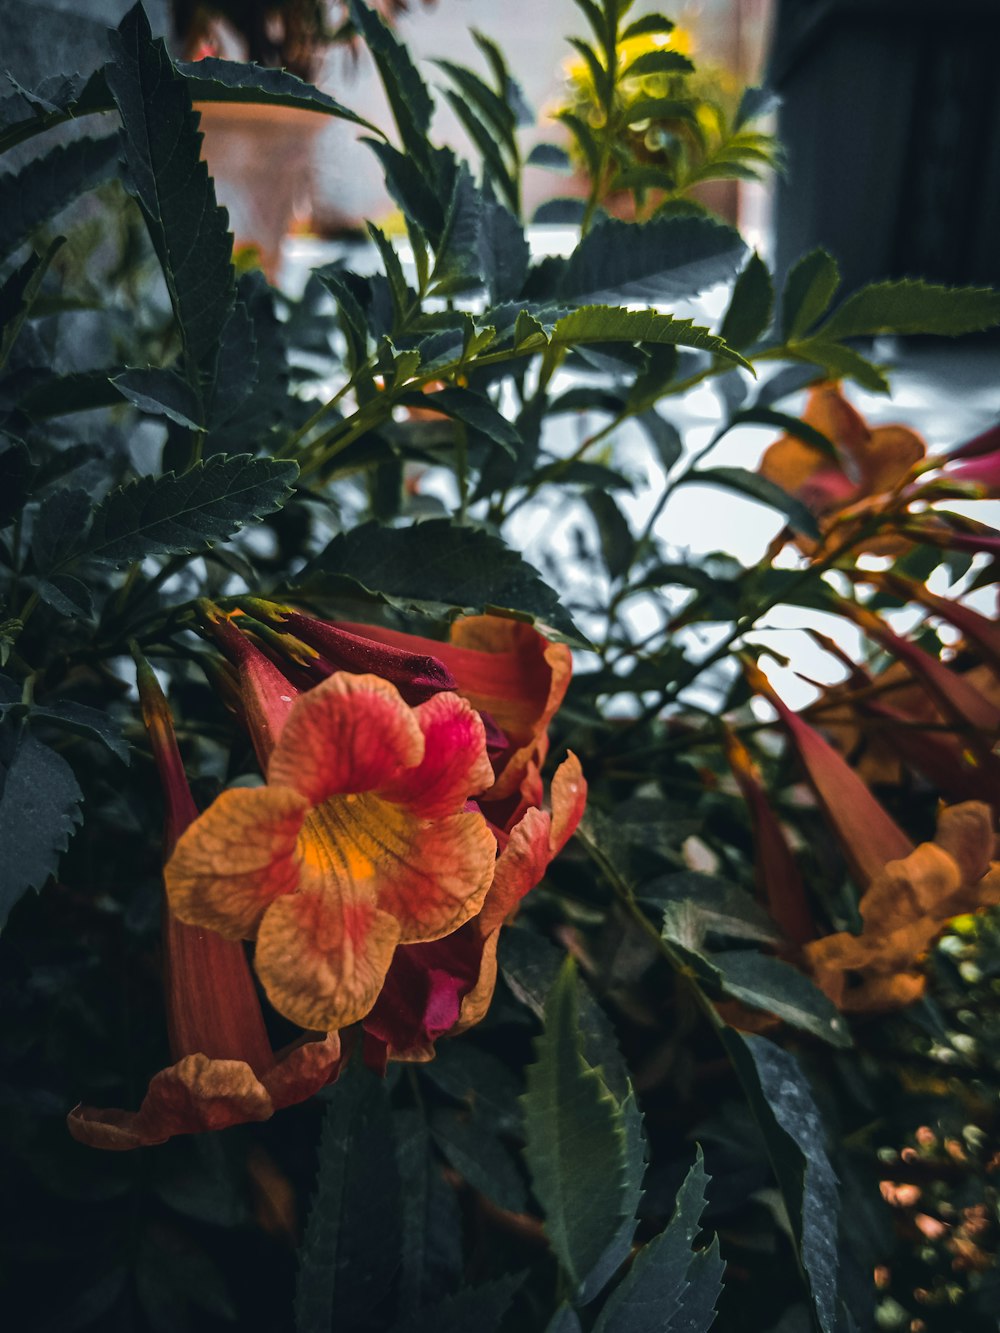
[70,611,584,1148]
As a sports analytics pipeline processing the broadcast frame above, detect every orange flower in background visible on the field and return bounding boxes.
[744,661,1000,1012]
[167,607,583,1045]
[759,381,925,553]
[806,802,1000,1011]
[69,658,342,1151]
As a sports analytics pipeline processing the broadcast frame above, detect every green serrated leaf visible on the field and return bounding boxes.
[781,249,840,342]
[719,252,774,350]
[621,14,677,40]
[817,278,1000,340]
[0,238,65,370]
[679,465,819,538]
[710,951,851,1047]
[0,722,83,927]
[295,519,586,645]
[106,5,236,405]
[721,407,835,459]
[433,168,529,304]
[0,136,118,262]
[390,1273,525,1333]
[30,489,92,573]
[397,387,520,455]
[560,216,746,306]
[720,1033,840,1333]
[593,1147,722,1333]
[790,340,889,393]
[295,1062,400,1333]
[33,574,94,619]
[82,454,298,566]
[622,50,695,78]
[349,0,434,169]
[641,872,782,946]
[551,306,751,370]
[112,368,203,430]
[30,699,129,763]
[0,437,37,528]
[522,958,637,1302]
[431,1108,527,1213]
[177,57,378,131]
[585,490,635,580]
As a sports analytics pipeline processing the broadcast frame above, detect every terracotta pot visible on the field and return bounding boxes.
[195,102,322,280]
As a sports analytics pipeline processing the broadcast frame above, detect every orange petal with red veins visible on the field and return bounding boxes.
[454,931,501,1034]
[548,752,587,854]
[379,692,494,817]
[479,807,552,937]
[262,1033,344,1109]
[166,786,308,938]
[68,1054,273,1150]
[268,672,424,803]
[255,887,402,1030]
[759,435,835,502]
[373,805,497,942]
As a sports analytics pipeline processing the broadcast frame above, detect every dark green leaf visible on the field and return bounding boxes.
[0,722,83,926]
[710,951,851,1047]
[817,278,1000,340]
[0,437,36,527]
[295,1063,400,1333]
[394,1109,463,1309]
[208,298,258,429]
[677,466,820,538]
[522,958,641,1302]
[363,137,448,242]
[106,5,236,403]
[296,518,587,645]
[421,1042,522,1135]
[641,872,782,946]
[431,1109,528,1213]
[176,57,378,131]
[0,135,118,261]
[349,0,434,169]
[593,1147,723,1333]
[790,340,889,393]
[433,168,529,304]
[398,387,521,455]
[30,699,128,762]
[433,59,515,147]
[585,490,635,580]
[30,488,92,572]
[112,368,203,430]
[719,252,774,350]
[16,369,126,419]
[720,406,835,458]
[0,238,65,369]
[622,14,677,40]
[781,250,840,342]
[545,1307,583,1333]
[83,454,298,565]
[33,574,94,619]
[527,143,572,170]
[622,50,695,77]
[391,1274,524,1333]
[719,1034,840,1333]
[736,85,780,129]
[560,216,746,306]
[442,89,518,215]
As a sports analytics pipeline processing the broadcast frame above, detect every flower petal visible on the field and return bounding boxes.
[932,802,996,886]
[261,1033,344,1110]
[363,930,483,1057]
[378,691,494,818]
[478,807,551,937]
[68,1055,273,1151]
[268,672,425,803]
[371,805,497,942]
[339,616,573,801]
[166,786,308,938]
[548,752,587,855]
[254,887,402,1030]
